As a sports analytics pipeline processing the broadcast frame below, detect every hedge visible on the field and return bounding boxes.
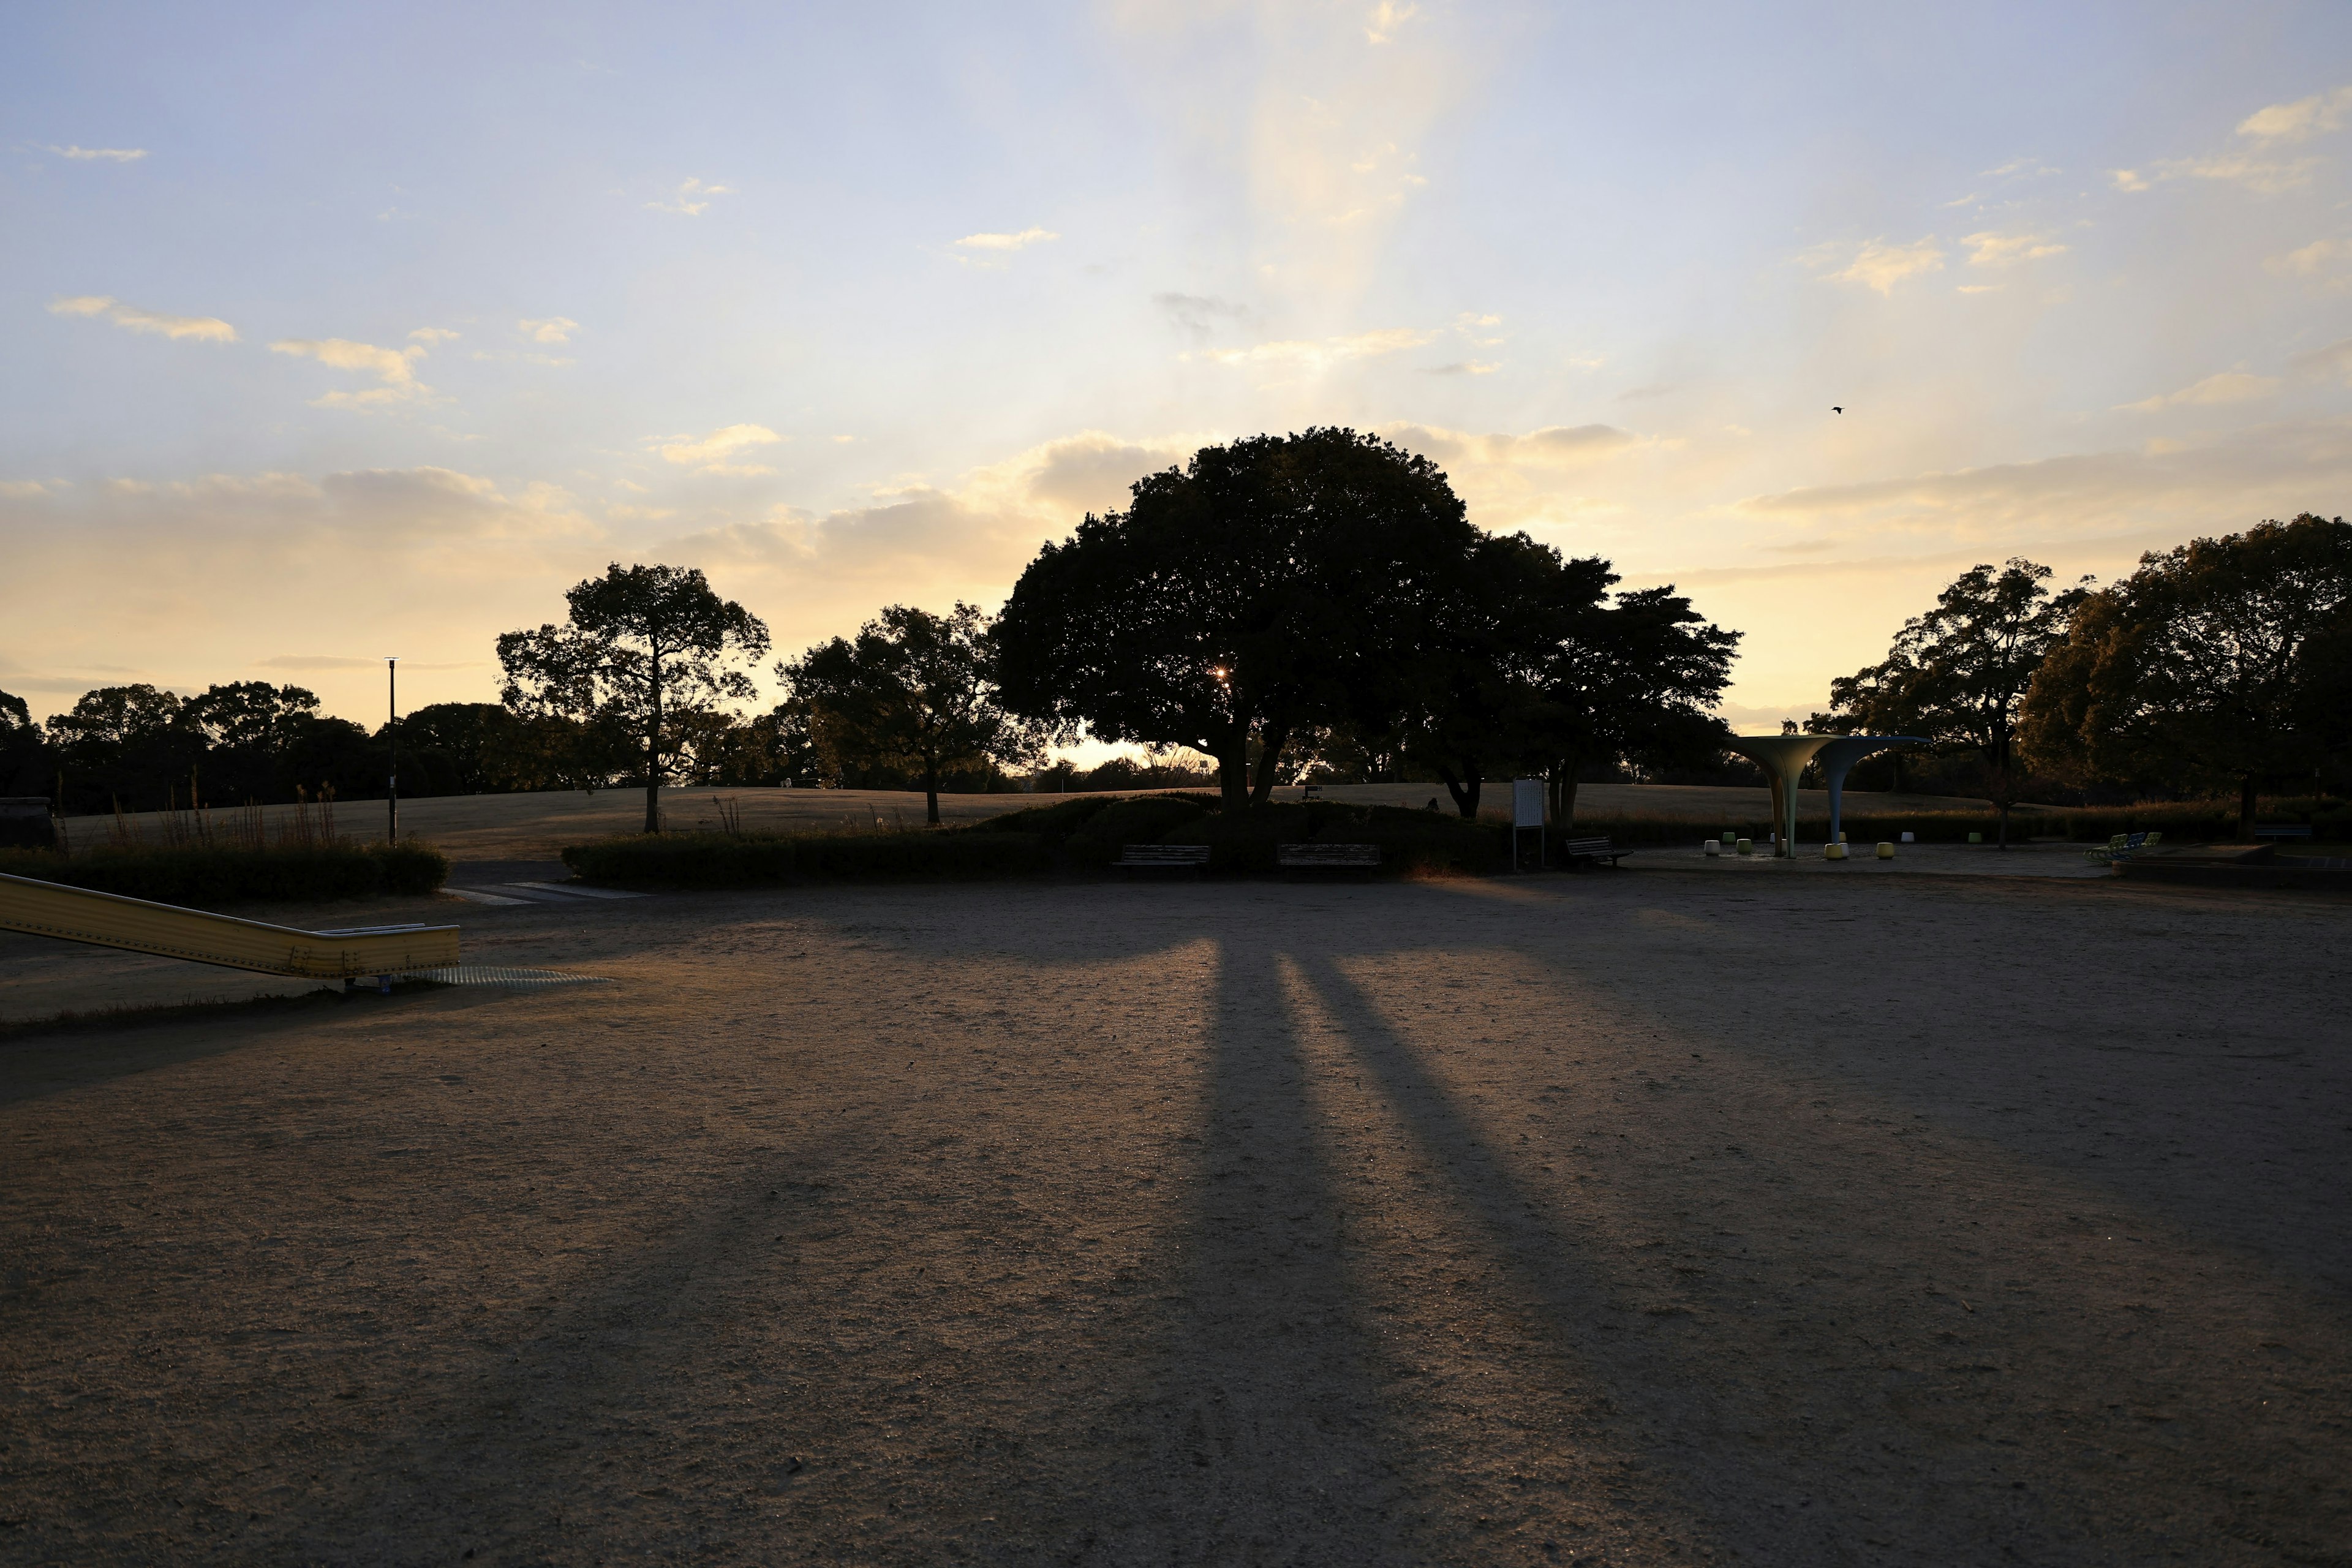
[0,840,449,904]
[562,829,1055,888]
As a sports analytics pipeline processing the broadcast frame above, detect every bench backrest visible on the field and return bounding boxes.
[1561,837,1615,853]
[1118,843,1210,864]
[1276,843,1380,865]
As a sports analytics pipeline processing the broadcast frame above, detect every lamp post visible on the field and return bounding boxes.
[386,656,399,843]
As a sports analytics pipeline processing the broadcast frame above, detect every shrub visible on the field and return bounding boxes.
[0,840,448,903]
[562,829,1054,888]
[1063,794,1215,865]
[963,794,1122,837]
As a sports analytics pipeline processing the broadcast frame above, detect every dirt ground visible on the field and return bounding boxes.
[1,869,2346,1565]
[66,780,2015,862]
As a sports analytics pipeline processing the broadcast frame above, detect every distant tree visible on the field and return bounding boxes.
[1527,579,1741,827]
[780,603,1036,824]
[2021,514,2352,837]
[45,684,199,813]
[0,689,51,797]
[994,429,1479,810]
[1842,558,2090,847]
[394,703,526,794]
[497,564,770,832]
[179,682,323,802]
[1808,647,1929,792]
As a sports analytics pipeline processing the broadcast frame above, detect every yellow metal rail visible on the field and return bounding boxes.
[0,871,459,979]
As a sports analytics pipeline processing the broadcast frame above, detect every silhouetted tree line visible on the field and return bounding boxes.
[1812,513,2352,839]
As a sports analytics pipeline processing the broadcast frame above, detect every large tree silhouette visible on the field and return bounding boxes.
[498,564,769,833]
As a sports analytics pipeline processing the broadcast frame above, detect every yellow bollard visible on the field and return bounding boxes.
[1825,842,1847,860]
[1877,842,1895,859]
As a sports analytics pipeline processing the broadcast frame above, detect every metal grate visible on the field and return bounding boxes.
[412,965,613,989]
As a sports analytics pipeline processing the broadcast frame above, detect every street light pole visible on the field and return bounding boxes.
[386,656,399,843]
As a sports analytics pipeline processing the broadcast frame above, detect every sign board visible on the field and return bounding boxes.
[1512,778,1546,828]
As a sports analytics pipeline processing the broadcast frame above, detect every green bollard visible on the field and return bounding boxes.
[1735,837,1752,856]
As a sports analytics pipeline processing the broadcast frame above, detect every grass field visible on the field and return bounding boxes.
[65,780,2019,861]
[0,867,2344,1562]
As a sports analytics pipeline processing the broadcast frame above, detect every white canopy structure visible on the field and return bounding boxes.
[1722,733,1928,856]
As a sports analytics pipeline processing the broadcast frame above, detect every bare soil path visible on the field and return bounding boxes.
[0,872,2344,1564]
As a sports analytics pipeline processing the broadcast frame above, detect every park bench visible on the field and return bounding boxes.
[1560,836,1632,869]
[2085,831,2162,863]
[2255,824,2315,840]
[1276,843,1380,876]
[1113,843,1210,876]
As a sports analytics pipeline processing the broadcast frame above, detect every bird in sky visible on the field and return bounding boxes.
[1831,405,1844,413]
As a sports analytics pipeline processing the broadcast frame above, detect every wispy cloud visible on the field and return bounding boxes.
[2113,86,2348,195]
[2236,84,2352,145]
[1425,360,1500,375]
[270,336,433,408]
[407,326,461,345]
[1962,230,2067,267]
[1188,326,1434,368]
[2267,237,2351,279]
[2116,371,2282,413]
[658,423,783,475]
[49,145,146,162]
[1818,237,1945,295]
[646,177,730,216]
[48,295,236,342]
[1153,292,1250,341]
[1365,1,1419,43]
[955,227,1059,252]
[1454,311,1503,345]
[517,316,578,345]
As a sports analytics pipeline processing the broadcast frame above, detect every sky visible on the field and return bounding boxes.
[6,1,2352,748]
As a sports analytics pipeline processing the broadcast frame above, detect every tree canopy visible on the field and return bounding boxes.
[777,603,1033,823]
[1819,557,2087,843]
[498,563,770,832]
[993,428,1480,810]
[2021,514,2352,835]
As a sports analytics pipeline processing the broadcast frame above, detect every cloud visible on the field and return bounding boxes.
[1962,230,2067,267]
[1386,421,1640,470]
[1819,238,1945,295]
[2288,337,2352,383]
[1365,1,1419,43]
[955,227,1059,252]
[259,655,479,671]
[2116,371,2281,413]
[518,317,578,345]
[1733,420,2352,541]
[407,326,461,344]
[1188,325,1435,368]
[48,295,236,342]
[49,145,146,162]
[1425,360,1499,375]
[270,336,433,408]
[1,480,56,499]
[1454,311,1504,345]
[646,177,730,216]
[2269,238,2351,278]
[658,424,784,473]
[1154,292,1250,340]
[2236,85,2352,145]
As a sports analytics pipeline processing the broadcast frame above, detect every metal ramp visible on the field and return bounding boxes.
[0,870,460,979]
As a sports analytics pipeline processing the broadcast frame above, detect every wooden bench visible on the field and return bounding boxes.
[1559,836,1631,868]
[1276,843,1380,875]
[1113,843,1210,875]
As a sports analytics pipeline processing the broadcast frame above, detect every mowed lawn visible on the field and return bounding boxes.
[1,870,2345,1564]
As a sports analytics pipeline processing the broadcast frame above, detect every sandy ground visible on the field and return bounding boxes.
[1,868,2346,1565]
[62,781,2015,862]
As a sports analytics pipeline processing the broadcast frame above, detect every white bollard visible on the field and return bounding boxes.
[1704,839,1720,856]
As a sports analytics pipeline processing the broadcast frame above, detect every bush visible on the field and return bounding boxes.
[1063,794,1215,865]
[0,840,448,903]
[963,794,1122,837]
[562,829,1054,888]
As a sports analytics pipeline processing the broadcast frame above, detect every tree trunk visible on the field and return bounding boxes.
[1434,761,1481,819]
[643,671,663,834]
[1217,722,1251,813]
[2241,772,2258,841]
[1247,726,1289,809]
[924,758,941,826]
